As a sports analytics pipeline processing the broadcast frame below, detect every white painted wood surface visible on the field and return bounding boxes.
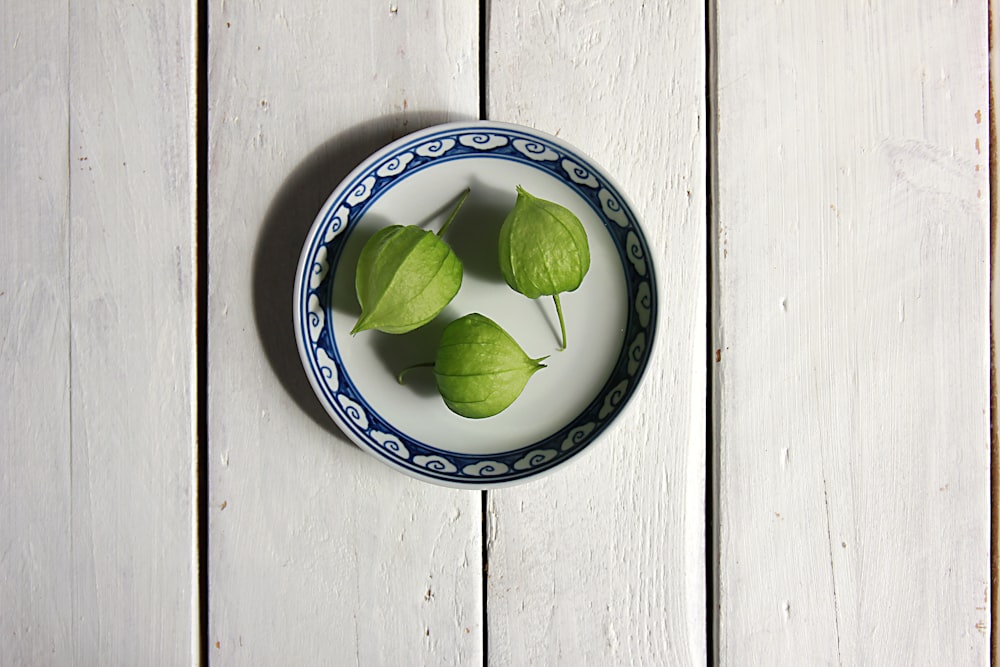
[714,2,992,664]
[2,1,197,664]
[3,0,993,664]
[485,2,708,664]
[2,2,71,663]
[992,11,999,664]
[990,9,999,664]
[207,2,483,664]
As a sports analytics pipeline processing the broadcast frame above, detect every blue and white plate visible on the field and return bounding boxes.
[294,121,656,488]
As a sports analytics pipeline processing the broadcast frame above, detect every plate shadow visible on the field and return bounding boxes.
[444,178,512,284]
[252,111,470,444]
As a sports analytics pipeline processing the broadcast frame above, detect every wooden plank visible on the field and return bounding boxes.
[991,5,999,663]
[715,2,991,663]
[2,1,197,664]
[207,2,482,664]
[67,1,197,663]
[484,2,708,664]
[0,2,72,664]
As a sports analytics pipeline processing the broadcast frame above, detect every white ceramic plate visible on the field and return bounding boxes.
[294,121,656,488]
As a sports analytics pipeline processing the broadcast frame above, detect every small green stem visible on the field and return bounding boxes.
[553,293,567,350]
[437,187,471,237]
[397,361,435,384]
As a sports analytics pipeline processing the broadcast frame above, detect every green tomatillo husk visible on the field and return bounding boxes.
[398,313,547,419]
[498,186,590,349]
[352,188,469,334]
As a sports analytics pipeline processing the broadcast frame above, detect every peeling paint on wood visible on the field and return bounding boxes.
[2,0,197,664]
[207,1,483,665]
[485,1,708,664]
[715,2,991,664]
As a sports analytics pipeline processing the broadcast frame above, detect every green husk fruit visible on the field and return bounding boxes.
[352,188,469,334]
[399,313,547,419]
[498,186,590,349]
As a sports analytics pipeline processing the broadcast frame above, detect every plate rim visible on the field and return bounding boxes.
[293,120,657,488]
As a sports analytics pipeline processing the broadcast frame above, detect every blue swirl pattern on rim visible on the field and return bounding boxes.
[296,123,657,485]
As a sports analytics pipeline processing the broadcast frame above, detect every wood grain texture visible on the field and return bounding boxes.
[207,2,482,664]
[3,1,197,664]
[69,1,198,663]
[485,1,708,664]
[1,1,72,664]
[991,6,998,663]
[715,2,991,663]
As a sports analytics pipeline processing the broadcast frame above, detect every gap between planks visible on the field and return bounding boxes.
[705,0,720,663]
[196,0,209,662]
[479,4,490,667]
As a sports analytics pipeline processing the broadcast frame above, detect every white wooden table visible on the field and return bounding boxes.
[2,1,993,664]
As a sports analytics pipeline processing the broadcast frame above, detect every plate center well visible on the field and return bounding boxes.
[329,157,627,456]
